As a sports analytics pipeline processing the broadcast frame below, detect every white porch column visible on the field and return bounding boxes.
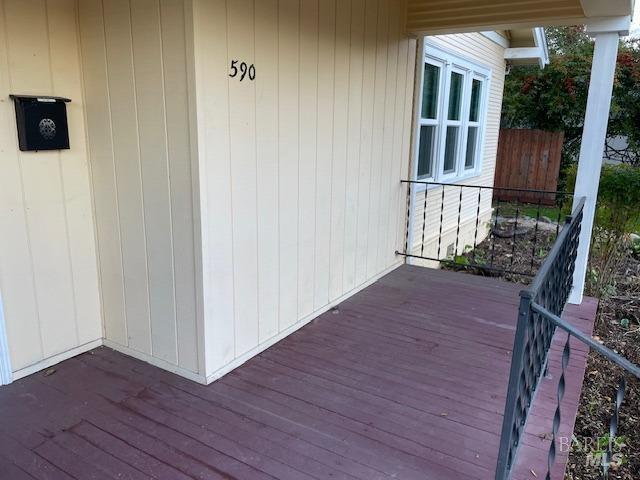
[569,18,629,305]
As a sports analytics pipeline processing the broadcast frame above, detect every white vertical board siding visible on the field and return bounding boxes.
[410,33,507,259]
[193,0,416,379]
[227,0,259,355]
[327,0,351,301]
[277,0,300,332]
[313,0,335,311]
[131,0,177,364]
[160,0,199,371]
[254,0,280,344]
[78,0,201,375]
[354,0,379,286]
[342,0,365,292]
[192,0,234,376]
[0,0,102,376]
[297,0,319,320]
[365,0,388,279]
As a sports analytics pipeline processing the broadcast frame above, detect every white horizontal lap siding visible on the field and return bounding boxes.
[410,187,494,256]
[0,0,101,378]
[78,0,200,376]
[411,32,506,259]
[193,0,416,380]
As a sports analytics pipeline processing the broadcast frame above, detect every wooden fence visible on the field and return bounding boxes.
[494,129,564,205]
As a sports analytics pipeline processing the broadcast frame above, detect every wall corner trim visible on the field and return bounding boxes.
[103,339,208,384]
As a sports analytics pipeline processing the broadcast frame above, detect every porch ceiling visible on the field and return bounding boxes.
[406,0,635,35]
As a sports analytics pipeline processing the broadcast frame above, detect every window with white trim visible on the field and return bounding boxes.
[414,42,490,183]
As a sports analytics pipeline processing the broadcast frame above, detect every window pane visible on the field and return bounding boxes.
[417,125,435,178]
[465,126,478,169]
[421,64,440,119]
[444,126,459,173]
[448,72,463,121]
[469,79,482,122]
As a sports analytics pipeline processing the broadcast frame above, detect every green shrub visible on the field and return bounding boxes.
[596,164,640,234]
[579,165,640,297]
[564,163,640,233]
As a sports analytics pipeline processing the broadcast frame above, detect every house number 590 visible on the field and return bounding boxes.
[229,60,256,81]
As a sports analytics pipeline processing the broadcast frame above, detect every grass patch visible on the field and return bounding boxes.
[496,202,571,222]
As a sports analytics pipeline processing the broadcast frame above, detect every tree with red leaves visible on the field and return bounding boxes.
[502,26,640,169]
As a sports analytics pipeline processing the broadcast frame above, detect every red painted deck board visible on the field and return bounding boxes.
[0,265,597,479]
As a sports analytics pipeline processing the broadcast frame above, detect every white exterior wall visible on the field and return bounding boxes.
[410,32,507,261]
[192,0,417,380]
[0,0,102,379]
[77,0,203,379]
[0,1,495,387]
[0,0,418,384]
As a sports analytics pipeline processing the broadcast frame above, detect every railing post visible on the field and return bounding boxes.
[495,290,533,480]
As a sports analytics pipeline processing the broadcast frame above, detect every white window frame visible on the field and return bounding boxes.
[411,39,491,191]
[415,55,445,179]
[464,73,485,171]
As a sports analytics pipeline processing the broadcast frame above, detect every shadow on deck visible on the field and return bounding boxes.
[0,265,597,480]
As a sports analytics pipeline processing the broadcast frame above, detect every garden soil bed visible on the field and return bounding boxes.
[565,253,640,480]
[444,218,559,285]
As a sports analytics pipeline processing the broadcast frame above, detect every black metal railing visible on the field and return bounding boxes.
[396,180,573,278]
[495,197,584,479]
[495,197,640,479]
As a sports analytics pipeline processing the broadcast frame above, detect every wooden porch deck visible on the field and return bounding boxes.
[0,265,597,480]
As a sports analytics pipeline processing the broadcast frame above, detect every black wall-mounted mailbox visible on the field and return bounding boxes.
[10,95,71,151]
